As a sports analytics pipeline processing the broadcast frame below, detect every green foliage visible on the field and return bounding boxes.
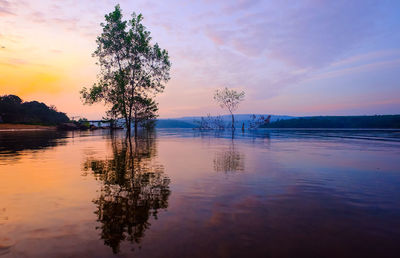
[261,115,400,128]
[0,94,69,125]
[78,118,90,128]
[135,96,159,129]
[81,5,171,133]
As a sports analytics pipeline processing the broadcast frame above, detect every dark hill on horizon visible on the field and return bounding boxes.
[156,115,400,129]
[155,119,195,128]
[0,95,69,125]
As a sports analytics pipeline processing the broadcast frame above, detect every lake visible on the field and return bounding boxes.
[1,129,400,257]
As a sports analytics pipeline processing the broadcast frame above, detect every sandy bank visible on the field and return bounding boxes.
[0,123,56,131]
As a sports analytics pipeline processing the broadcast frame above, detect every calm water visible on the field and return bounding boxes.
[1,129,400,257]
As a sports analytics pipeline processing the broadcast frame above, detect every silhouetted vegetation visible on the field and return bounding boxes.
[135,97,159,130]
[0,95,69,125]
[249,114,271,129]
[194,114,225,130]
[214,87,245,130]
[261,115,400,128]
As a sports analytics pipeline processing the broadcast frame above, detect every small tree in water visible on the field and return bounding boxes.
[81,5,170,137]
[214,87,245,130]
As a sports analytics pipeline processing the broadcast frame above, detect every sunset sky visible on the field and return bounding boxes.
[0,0,399,119]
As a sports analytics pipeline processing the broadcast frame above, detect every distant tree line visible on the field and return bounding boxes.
[0,95,69,125]
[261,115,400,129]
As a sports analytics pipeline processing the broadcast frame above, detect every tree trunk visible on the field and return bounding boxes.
[134,110,138,138]
[231,113,235,130]
[126,117,131,139]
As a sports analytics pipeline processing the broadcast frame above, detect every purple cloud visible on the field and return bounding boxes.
[203,0,383,68]
[0,0,15,16]
[1,0,399,117]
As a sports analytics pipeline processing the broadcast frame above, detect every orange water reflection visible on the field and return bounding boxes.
[1,129,400,257]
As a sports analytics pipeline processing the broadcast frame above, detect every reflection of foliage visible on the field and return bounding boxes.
[213,143,245,173]
[0,131,67,164]
[83,133,170,254]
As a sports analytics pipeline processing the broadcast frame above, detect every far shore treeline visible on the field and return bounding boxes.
[0,95,69,125]
[1,94,400,129]
[261,115,400,129]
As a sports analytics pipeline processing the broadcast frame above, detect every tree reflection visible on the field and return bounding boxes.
[0,130,68,164]
[83,131,170,254]
[0,130,67,154]
[213,141,245,173]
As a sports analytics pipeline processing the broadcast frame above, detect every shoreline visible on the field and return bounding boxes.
[0,124,56,131]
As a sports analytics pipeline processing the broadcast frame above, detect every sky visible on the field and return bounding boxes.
[0,0,399,119]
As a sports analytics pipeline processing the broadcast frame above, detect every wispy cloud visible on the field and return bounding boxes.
[0,0,15,16]
[1,0,399,117]
[203,1,383,67]
[311,58,400,82]
[0,57,49,67]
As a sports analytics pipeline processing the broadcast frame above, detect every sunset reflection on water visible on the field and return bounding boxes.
[1,129,400,257]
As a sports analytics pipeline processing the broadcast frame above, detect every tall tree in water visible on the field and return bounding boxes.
[81,5,170,137]
[214,87,245,130]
